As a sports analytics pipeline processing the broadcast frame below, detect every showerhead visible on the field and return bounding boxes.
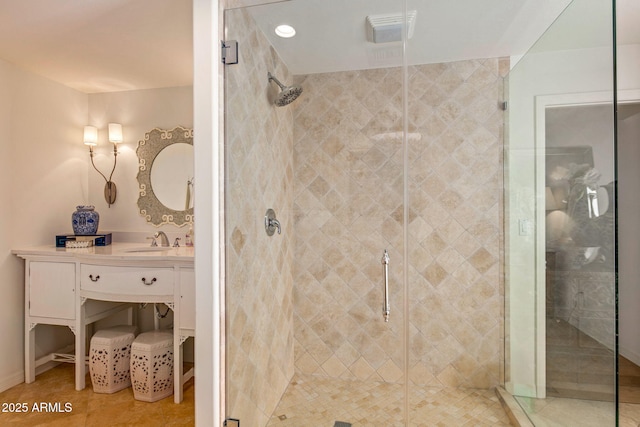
[275,85,303,107]
[268,72,303,107]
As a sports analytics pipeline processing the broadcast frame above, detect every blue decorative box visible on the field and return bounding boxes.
[56,233,112,248]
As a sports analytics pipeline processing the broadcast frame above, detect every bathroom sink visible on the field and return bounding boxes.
[121,246,171,253]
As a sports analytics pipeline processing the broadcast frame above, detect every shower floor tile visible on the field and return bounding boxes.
[266,375,511,427]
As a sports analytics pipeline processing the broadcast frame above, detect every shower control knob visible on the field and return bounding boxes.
[265,209,281,236]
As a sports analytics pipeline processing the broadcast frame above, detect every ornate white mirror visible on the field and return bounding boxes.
[136,126,194,226]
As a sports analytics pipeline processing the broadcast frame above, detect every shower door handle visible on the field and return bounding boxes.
[381,249,390,322]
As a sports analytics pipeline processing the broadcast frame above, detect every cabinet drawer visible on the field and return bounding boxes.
[80,264,174,296]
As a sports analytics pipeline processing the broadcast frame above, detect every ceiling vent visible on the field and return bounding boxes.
[366,10,417,44]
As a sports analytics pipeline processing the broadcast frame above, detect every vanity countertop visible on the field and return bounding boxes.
[12,242,195,262]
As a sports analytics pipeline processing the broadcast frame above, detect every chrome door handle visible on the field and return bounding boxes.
[381,249,390,322]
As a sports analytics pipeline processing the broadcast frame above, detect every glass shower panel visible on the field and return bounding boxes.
[404,0,509,423]
[223,1,407,425]
[505,0,616,425]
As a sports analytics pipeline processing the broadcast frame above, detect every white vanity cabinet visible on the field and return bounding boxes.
[13,244,195,404]
[23,258,78,385]
[28,261,75,319]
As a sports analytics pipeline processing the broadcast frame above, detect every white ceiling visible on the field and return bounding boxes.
[0,0,638,94]
[249,0,640,75]
[0,0,193,93]
[248,0,574,75]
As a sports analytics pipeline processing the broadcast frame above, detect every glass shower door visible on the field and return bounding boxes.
[505,0,617,425]
[223,2,408,425]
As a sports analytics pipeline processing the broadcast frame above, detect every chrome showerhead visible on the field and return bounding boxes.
[268,72,303,107]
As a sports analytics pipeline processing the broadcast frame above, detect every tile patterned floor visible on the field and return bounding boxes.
[266,375,512,427]
[7,364,639,426]
[0,364,194,426]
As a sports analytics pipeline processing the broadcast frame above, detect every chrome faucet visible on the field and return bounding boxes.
[153,231,170,247]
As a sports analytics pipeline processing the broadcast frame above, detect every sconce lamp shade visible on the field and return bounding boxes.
[83,126,98,146]
[108,123,123,144]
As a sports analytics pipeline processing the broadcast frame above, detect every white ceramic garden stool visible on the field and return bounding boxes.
[130,330,174,402]
[89,325,138,393]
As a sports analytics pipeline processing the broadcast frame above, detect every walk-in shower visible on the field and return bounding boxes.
[221,0,624,425]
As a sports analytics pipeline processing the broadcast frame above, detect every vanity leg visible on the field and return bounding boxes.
[24,262,35,384]
[153,304,161,330]
[174,334,183,403]
[75,305,86,391]
[24,323,35,383]
[127,305,135,327]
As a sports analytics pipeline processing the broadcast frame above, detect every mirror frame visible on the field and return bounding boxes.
[136,126,194,227]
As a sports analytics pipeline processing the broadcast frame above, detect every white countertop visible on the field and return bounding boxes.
[12,242,195,262]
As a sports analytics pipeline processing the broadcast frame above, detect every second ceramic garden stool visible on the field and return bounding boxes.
[130,330,174,402]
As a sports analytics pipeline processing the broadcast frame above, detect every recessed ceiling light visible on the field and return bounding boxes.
[275,24,296,38]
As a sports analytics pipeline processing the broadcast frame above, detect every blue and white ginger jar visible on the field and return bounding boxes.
[72,205,99,235]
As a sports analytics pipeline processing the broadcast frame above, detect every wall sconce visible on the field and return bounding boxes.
[84,123,122,207]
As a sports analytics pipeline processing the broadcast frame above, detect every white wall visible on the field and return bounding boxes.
[617,52,640,370]
[193,0,221,425]
[0,59,89,392]
[618,108,640,365]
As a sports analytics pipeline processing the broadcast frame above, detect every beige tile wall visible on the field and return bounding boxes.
[291,67,407,383]
[224,8,295,427]
[406,59,507,389]
[292,59,508,388]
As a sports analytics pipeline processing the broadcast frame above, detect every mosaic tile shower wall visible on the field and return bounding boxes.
[291,59,507,388]
[225,8,295,427]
